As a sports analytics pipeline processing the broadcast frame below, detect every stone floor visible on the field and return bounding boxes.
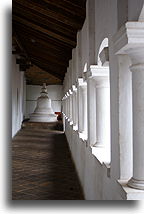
[12,121,84,200]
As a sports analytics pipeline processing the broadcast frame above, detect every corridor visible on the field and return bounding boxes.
[11,0,144,201]
[12,121,84,200]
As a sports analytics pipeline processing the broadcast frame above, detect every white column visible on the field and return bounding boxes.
[72,85,77,130]
[69,89,73,125]
[87,77,96,146]
[77,78,84,133]
[114,22,144,190]
[65,96,68,118]
[95,78,110,147]
[67,92,70,121]
[77,78,87,139]
[128,49,144,190]
[64,96,66,117]
[81,83,87,139]
[64,95,67,118]
[87,65,110,148]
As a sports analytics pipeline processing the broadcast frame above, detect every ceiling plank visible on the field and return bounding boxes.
[42,0,86,18]
[62,0,86,8]
[13,22,73,51]
[13,15,76,47]
[12,0,86,85]
[23,42,70,63]
[31,60,64,80]
[13,31,28,58]
[27,51,68,67]
[13,3,77,40]
[13,0,84,29]
[30,56,66,74]
[23,42,69,67]
[16,32,72,59]
[25,65,62,85]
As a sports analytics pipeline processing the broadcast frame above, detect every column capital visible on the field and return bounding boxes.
[87,65,109,87]
[76,78,87,88]
[69,89,73,95]
[113,22,144,55]
[62,95,66,100]
[66,91,70,97]
[72,84,77,92]
[87,65,109,78]
[113,22,144,74]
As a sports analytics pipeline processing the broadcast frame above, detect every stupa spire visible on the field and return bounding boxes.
[40,83,48,97]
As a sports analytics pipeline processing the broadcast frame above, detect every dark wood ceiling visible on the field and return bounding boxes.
[12,0,86,85]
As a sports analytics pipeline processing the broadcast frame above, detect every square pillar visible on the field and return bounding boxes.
[87,65,110,148]
[114,22,144,190]
[77,78,87,140]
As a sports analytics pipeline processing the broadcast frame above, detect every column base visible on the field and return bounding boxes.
[79,132,87,141]
[95,141,105,148]
[127,177,144,190]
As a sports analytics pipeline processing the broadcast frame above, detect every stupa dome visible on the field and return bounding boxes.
[30,83,57,122]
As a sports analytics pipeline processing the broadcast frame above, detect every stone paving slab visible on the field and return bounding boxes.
[12,121,84,200]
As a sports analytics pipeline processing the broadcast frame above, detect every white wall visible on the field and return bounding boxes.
[128,0,144,21]
[12,55,26,137]
[62,0,144,200]
[26,85,62,118]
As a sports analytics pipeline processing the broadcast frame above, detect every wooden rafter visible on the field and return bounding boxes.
[12,0,86,85]
[13,15,76,47]
[13,0,84,29]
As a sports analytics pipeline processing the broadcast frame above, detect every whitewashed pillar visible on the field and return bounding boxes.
[69,89,73,125]
[72,85,77,129]
[64,94,66,117]
[87,65,110,147]
[65,95,68,118]
[62,97,64,116]
[77,78,87,140]
[82,83,87,139]
[75,89,78,129]
[77,78,84,133]
[64,95,67,117]
[67,92,70,121]
[114,22,144,190]
[87,75,96,146]
[95,77,110,147]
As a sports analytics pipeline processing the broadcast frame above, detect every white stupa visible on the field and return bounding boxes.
[30,83,57,122]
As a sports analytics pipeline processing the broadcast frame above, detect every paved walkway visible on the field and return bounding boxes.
[12,121,84,200]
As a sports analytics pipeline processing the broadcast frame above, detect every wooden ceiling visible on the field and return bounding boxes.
[12,0,86,85]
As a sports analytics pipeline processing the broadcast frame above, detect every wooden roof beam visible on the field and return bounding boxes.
[13,4,77,39]
[41,0,86,19]
[17,33,72,58]
[15,25,72,55]
[27,50,69,67]
[31,61,64,80]
[14,22,74,51]
[13,15,76,47]
[30,56,67,73]
[13,0,84,29]
[62,0,86,8]
[12,32,28,58]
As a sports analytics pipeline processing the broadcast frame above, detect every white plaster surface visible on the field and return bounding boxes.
[12,55,26,137]
[62,0,144,200]
[128,0,144,21]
